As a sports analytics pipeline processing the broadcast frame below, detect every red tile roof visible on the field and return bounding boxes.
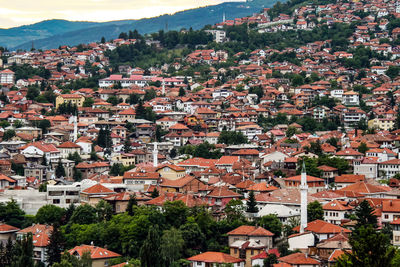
[293,220,351,234]
[18,224,53,247]
[68,245,121,259]
[187,252,244,263]
[278,252,320,265]
[227,225,274,236]
[0,223,19,233]
[82,184,114,194]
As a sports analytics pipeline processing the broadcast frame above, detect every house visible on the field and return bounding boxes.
[0,69,15,85]
[227,225,274,267]
[206,186,242,208]
[283,175,325,194]
[390,218,400,246]
[17,224,53,265]
[293,220,351,242]
[187,251,245,267]
[317,165,338,184]
[57,141,82,158]
[334,174,365,189]
[20,141,60,164]
[75,161,110,178]
[277,252,320,267]
[160,175,205,193]
[55,94,85,109]
[156,163,186,180]
[0,174,16,189]
[381,199,400,224]
[122,171,160,186]
[323,200,353,225]
[68,244,121,267]
[316,232,351,262]
[103,192,151,213]
[0,223,19,242]
[80,183,115,206]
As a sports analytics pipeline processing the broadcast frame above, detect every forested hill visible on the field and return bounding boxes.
[9,0,279,50]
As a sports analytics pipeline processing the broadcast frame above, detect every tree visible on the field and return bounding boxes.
[55,160,66,178]
[107,96,119,106]
[336,225,397,267]
[2,130,15,141]
[12,233,34,267]
[0,199,27,228]
[135,100,146,119]
[178,87,186,96]
[26,86,40,100]
[97,127,111,148]
[263,253,278,267]
[386,66,400,80]
[123,138,132,153]
[160,228,184,266]
[258,214,283,238]
[144,88,157,101]
[127,194,138,216]
[358,142,369,154]
[38,119,51,134]
[95,200,113,222]
[163,201,188,228]
[83,97,94,107]
[151,188,159,199]
[36,204,65,225]
[355,200,377,229]
[179,220,206,256]
[53,250,92,267]
[46,224,65,266]
[246,191,259,213]
[307,201,324,222]
[140,225,162,267]
[68,152,82,164]
[286,126,297,138]
[69,204,97,225]
[225,199,246,222]
[218,131,248,145]
[169,148,177,158]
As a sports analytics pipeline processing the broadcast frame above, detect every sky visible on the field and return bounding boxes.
[0,0,234,28]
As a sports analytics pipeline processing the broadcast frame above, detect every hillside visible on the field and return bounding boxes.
[9,0,278,50]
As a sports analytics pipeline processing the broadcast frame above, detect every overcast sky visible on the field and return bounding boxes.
[0,0,229,28]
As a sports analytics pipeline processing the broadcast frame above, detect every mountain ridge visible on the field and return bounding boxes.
[4,0,278,50]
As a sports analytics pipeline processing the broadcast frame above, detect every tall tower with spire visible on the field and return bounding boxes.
[73,113,78,142]
[153,142,158,167]
[223,11,226,23]
[162,79,166,95]
[300,160,308,233]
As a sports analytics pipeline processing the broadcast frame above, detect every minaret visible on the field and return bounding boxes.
[162,79,166,95]
[223,12,226,23]
[300,160,308,233]
[73,114,78,142]
[153,142,158,167]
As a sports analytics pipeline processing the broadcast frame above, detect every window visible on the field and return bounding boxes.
[396,236,400,242]
[197,262,202,266]
[385,214,389,219]
[53,199,60,204]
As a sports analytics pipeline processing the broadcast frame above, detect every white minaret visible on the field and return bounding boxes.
[73,114,78,142]
[153,142,158,167]
[300,160,308,233]
[223,12,226,22]
[162,79,166,95]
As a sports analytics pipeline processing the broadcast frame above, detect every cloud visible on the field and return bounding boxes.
[1,0,224,28]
